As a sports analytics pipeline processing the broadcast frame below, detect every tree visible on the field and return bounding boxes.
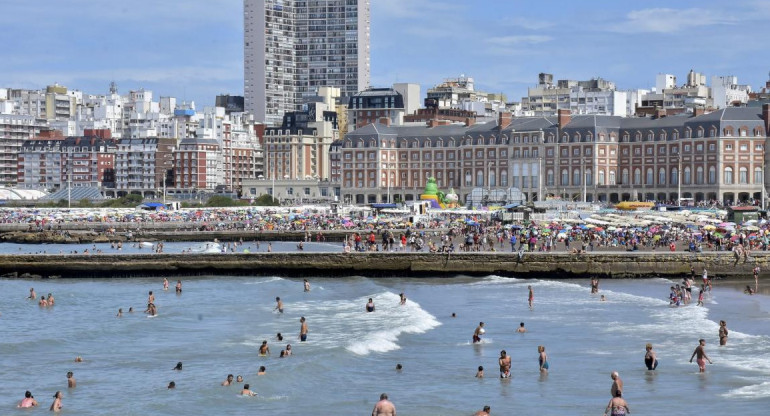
[254,194,279,206]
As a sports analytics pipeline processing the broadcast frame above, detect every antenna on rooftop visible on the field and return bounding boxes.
[109,81,118,95]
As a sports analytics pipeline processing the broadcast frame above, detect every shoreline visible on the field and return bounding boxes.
[0,251,766,280]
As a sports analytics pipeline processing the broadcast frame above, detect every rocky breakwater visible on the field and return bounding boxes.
[0,251,767,280]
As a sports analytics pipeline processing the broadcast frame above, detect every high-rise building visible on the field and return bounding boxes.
[244,0,370,125]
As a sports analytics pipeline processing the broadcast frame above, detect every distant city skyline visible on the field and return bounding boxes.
[2,0,769,108]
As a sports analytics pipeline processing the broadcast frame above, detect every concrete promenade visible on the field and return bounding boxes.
[0,251,765,280]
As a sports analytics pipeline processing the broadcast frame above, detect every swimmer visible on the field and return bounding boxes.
[451,312,456,318]
[28,287,36,300]
[50,391,62,412]
[148,291,154,305]
[473,406,491,416]
[222,374,234,386]
[591,276,600,294]
[285,344,292,356]
[600,295,606,301]
[258,366,266,375]
[303,279,310,292]
[473,322,485,343]
[274,297,283,313]
[475,365,484,378]
[173,362,183,371]
[395,363,403,372]
[167,381,175,389]
[236,375,243,382]
[498,350,511,378]
[147,303,157,316]
[689,339,712,372]
[67,371,76,388]
[745,285,755,295]
[399,292,407,305]
[39,296,48,307]
[366,298,375,312]
[259,340,270,356]
[280,350,286,357]
[117,308,123,317]
[277,332,283,341]
[267,243,272,253]
[240,384,257,397]
[516,322,527,333]
[175,280,182,293]
[163,278,169,291]
[719,320,728,346]
[18,390,38,408]
[372,393,396,416]
[47,293,55,305]
[604,390,630,416]
[644,343,658,370]
[299,317,308,342]
[128,307,134,313]
[74,356,83,363]
[528,285,534,310]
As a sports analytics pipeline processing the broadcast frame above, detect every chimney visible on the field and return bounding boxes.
[378,117,390,127]
[498,111,513,130]
[464,117,475,127]
[762,104,770,137]
[428,119,439,128]
[653,108,666,119]
[557,109,571,128]
[693,107,705,117]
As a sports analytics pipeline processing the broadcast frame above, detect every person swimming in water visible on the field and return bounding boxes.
[18,390,38,408]
[299,317,308,342]
[516,322,527,333]
[240,384,257,396]
[222,374,234,386]
[274,297,283,313]
[498,350,511,379]
[175,280,182,294]
[259,340,270,356]
[173,362,183,371]
[50,391,62,412]
[366,298,375,312]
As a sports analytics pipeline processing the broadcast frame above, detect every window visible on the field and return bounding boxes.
[708,166,716,184]
[696,166,704,185]
[633,168,641,185]
[756,144,764,151]
[683,167,691,185]
[598,170,605,185]
[621,169,629,185]
[573,169,581,186]
[586,169,593,185]
[709,143,716,151]
[547,148,554,157]
[671,168,678,185]
[609,170,616,185]
[646,147,653,155]
[561,169,569,186]
[561,148,568,157]
[740,144,748,152]
[739,167,748,184]
[725,144,733,151]
[585,148,592,156]
[646,168,654,185]
[546,170,554,186]
[658,168,666,185]
[724,167,733,184]
[696,144,703,152]
[573,148,580,156]
[755,168,763,184]
[684,144,691,152]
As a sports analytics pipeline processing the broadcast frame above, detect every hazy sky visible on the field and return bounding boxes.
[2,0,769,106]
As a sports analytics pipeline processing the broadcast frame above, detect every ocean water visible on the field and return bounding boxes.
[1,275,769,415]
[0,240,343,255]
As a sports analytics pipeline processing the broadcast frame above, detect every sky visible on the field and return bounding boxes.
[2,0,769,107]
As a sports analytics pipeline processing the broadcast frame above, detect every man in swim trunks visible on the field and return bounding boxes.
[689,339,712,372]
[304,279,310,292]
[274,297,283,313]
[28,287,36,300]
[473,322,485,343]
[299,317,308,342]
[240,384,257,396]
[67,372,76,388]
[473,405,491,416]
[498,350,511,378]
[516,322,526,333]
[222,374,234,386]
[371,393,396,416]
[259,340,270,356]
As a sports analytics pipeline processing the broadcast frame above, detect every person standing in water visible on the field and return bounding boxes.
[163,278,169,291]
[498,350,511,379]
[516,322,527,333]
[719,321,728,346]
[175,280,182,293]
[67,372,76,388]
[538,345,549,373]
[50,391,63,412]
[371,393,396,416]
[274,297,283,313]
[644,343,658,370]
[689,339,713,372]
[399,293,406,305]
[610,372,623,397]
[28,287,36,300]
[528,285,534,310]
[259,340,270,356]
[366,298,375,312]
[473,406,491,416]
[299,317,308,342]
[473,322,485,343]
[303,279,310,292]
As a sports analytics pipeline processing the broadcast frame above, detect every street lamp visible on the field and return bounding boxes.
[677,153,682,207]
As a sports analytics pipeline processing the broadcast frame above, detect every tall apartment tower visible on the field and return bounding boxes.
[244,0,371,126]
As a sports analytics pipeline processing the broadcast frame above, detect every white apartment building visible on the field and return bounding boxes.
[244,0,371,125]
[521,74,625,116]
[711,76,751,109]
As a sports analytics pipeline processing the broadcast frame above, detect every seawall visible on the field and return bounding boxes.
[0,252,765,280]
